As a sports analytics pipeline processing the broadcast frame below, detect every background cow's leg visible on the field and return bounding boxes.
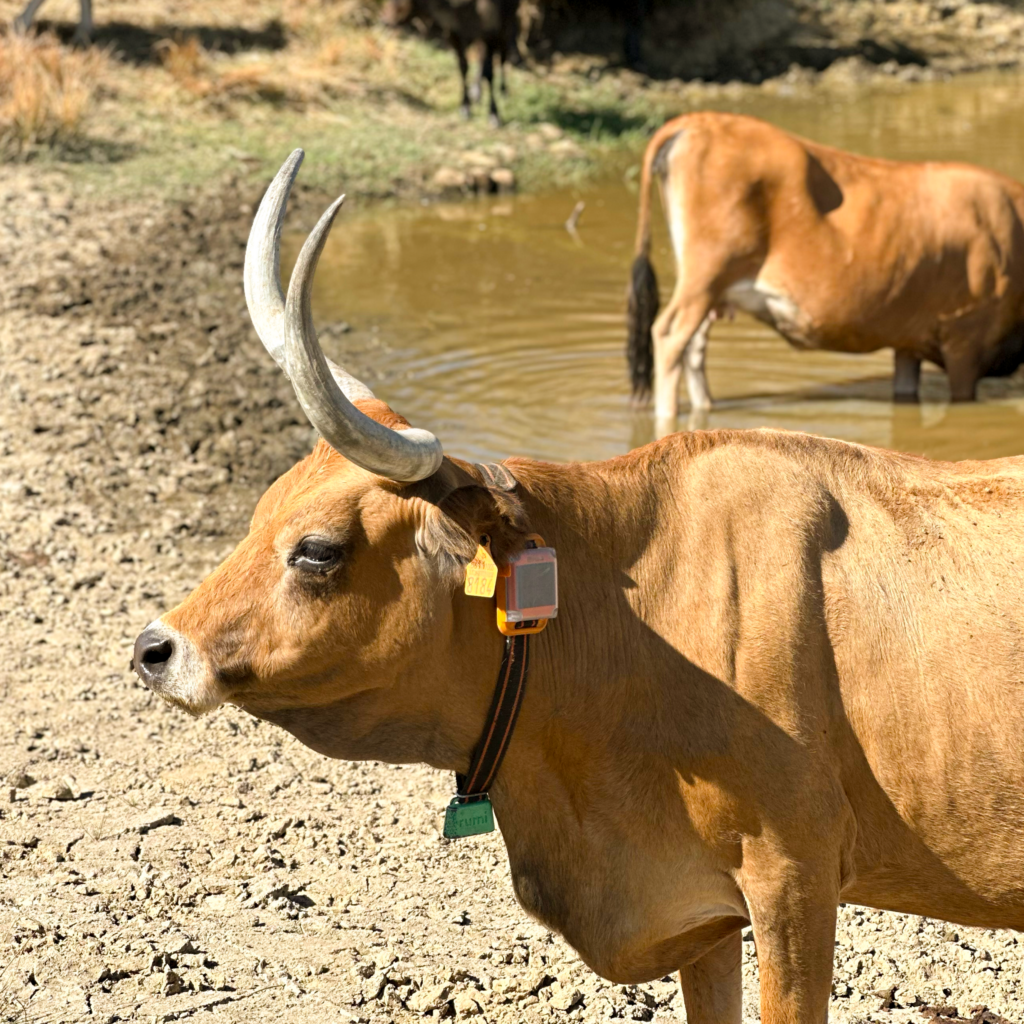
[679,929,742,1024]
[482,44,500,126]
[743,856,839,1024]
[652,293,715,436]
[943,343,982,402]
[893,349,921,403]
[498,44,509,95]
[13,0,48,34]
[73,0,93,44]
[453,40,472,118]
[684,314,714,412]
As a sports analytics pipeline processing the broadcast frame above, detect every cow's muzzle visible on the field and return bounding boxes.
[133,623,177,690]
[131,619,220,715]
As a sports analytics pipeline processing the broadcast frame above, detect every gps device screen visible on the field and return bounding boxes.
[514,560,556,610]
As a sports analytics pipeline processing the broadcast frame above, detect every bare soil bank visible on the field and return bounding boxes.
[602,0,1024,82]
[3,138,1024,1023]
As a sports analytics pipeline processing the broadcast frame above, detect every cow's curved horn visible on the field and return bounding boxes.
[244,150,443,483]
[245,149,375,402]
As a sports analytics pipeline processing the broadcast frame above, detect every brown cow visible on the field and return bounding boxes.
[135,152,1024,1024]
[626,112,1024,430]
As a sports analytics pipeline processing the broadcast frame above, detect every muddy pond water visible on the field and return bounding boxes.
[287,72,1024,466]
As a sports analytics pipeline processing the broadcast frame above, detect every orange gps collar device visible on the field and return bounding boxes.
[444,463,557,840]
[497,537,558,636]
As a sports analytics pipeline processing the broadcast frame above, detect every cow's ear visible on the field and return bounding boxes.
[413,463,531,570]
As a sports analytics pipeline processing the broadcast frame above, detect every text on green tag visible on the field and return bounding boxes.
[443,796,494,839]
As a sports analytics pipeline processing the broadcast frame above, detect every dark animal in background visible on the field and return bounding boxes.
[383,0,519,126]
[13,0,93,43]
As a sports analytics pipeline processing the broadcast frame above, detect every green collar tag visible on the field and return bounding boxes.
[443,794,494,839]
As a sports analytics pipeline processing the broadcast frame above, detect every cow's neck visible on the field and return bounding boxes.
[257,446,712,957]
[260,450,680,876]
[479,457,680,928]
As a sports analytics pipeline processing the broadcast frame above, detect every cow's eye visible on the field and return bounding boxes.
[288,536,344,574]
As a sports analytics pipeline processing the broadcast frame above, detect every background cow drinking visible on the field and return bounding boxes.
[627,112,1024,431]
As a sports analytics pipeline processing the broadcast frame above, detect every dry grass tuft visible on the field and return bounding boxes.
[155,36,293,104]
[154,36,210,95]
[0,32,103,157]
[316,37,348,67]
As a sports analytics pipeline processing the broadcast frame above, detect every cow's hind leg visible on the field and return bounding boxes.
[679,929,742,1024]
[893,349,921,403]
[652,291,715,436]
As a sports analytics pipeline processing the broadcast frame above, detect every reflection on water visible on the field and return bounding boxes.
[286,71,1024,466]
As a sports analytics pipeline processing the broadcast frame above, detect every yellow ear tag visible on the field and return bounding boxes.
[464,536,498,599]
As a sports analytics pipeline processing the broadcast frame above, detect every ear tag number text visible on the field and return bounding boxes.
[464,536,498,599]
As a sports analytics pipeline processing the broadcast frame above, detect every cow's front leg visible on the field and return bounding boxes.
[893,349,921,403]
[679,928,742,1024]
[743,853,839,1024]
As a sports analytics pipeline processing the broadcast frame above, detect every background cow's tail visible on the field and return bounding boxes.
[627,123,677,403]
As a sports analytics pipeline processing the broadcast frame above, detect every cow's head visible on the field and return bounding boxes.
[132,152,529,763]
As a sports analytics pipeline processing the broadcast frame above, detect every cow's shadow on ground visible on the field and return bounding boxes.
[32,18,286,64]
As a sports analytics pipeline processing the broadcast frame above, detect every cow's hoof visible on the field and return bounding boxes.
[489,112,502,128]
[893,392,920,405]
[459,104,472,121]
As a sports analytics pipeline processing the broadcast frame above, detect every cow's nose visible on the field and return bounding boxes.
[133,627,175,688]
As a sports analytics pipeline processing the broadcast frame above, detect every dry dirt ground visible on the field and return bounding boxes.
[3,150,1024,1024]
